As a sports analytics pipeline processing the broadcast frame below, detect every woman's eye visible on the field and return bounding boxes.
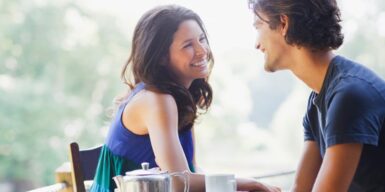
[199,37,207,43]
[183,43,192,48]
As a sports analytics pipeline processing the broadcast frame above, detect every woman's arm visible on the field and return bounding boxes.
[140,91,280,192]
[140,91,204,191]
[191,127,204,173]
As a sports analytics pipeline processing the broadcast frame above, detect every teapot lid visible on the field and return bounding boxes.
[125,162,168,176]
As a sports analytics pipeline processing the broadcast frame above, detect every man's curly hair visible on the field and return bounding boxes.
[251,0,344,51]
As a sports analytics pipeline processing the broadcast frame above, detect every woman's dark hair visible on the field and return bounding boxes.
[120,5,213,129]
[250,0,344,51]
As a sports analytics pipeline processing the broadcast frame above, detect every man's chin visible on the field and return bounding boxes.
[264,64,276,72]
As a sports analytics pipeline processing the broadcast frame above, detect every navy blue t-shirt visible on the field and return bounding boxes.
[303,55,385,191]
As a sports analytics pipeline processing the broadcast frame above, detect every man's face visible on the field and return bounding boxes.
[253,12,289,72]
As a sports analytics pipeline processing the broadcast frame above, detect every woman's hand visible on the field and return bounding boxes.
[237,177,281,192]
[252,181,281,192]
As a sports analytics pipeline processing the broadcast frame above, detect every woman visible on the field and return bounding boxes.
[90,5,280,192]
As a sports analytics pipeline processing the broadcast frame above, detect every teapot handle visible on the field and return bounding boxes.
[170,170,190,192]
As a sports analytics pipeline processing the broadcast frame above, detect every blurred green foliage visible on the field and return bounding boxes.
[0,0,129,189]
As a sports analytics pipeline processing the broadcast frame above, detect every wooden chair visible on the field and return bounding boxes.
[69,142,102,192]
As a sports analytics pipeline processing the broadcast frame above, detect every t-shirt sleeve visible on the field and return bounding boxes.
[324,79,384,147]
[303,93,316,141]
[303,113,315,141]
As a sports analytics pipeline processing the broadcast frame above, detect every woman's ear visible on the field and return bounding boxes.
[279,15,289,36]
[160,55,169,66]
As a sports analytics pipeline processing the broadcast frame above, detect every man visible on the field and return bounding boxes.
[248,0,385,191]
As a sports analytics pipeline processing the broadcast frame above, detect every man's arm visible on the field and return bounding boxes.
[292,141,322,192]
[312,143,363,192]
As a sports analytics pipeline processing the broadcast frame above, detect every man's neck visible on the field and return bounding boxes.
[289,49,335,94]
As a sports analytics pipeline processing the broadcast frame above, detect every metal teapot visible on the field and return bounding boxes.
[113,162,189,192]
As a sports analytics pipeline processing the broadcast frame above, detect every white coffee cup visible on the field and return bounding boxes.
[205,174,236,192]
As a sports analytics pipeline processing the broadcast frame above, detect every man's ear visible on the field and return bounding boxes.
[279,15,289,37]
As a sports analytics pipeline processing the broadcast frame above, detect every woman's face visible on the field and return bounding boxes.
[168,19,210,88]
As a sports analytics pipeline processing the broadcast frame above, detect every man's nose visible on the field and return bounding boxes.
[255,33,261,50]
[255,42,261,50]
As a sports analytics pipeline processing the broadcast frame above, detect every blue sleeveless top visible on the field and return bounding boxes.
[90,82,195,192]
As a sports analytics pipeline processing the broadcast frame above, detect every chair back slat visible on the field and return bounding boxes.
[79,146,102,180]
[69,142,102,192]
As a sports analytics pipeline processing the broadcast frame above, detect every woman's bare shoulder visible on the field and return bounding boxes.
[136,90,177,112]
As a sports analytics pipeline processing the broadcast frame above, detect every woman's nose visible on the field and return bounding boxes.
[195,43,208,57]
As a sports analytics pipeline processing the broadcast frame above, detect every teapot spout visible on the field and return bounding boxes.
[113,175,124,192]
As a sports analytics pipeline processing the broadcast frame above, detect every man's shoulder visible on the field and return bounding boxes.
[328,57,385,101]
[333,56,385,86]
[332,76,385,104]
[327,76,383,107]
